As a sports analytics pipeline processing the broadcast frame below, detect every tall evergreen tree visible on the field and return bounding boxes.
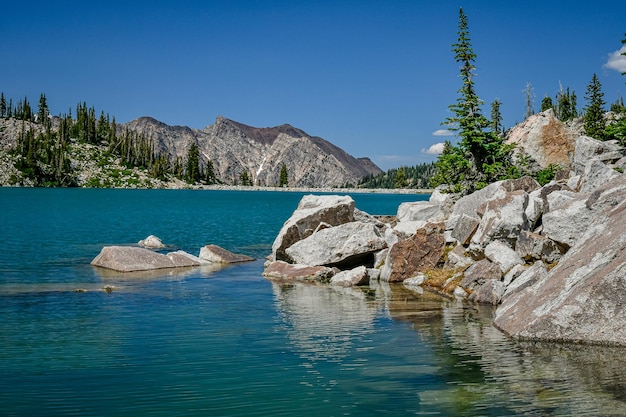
[0,92,6,118]
[205,160,217,184]
[37,93,49,126]
[432,8,514,193]
[490,99,504,135]
[279,163,288,187]
[184,143,201,184]
[583,73,606,140]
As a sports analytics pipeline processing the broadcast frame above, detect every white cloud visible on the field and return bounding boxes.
[604,45,626,73]
[432,129,454,136]
[421,142,445,155]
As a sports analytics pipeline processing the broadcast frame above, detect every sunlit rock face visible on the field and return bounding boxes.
[123,116,382,187]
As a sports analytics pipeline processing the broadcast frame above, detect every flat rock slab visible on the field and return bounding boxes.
[91,246,200,272]
[262,261,336,282]
[199,244,254,263]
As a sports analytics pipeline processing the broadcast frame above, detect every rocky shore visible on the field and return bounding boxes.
[262,110,626,347]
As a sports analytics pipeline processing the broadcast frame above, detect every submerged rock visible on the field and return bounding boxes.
[199,244,254,263]
[262,260,336,282]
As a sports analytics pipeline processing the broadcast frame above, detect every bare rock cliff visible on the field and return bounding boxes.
[122,116,382,187]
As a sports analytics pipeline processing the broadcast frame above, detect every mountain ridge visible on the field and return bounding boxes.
[121,115,382,187]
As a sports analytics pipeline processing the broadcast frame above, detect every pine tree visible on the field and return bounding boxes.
[432,8,514,193]
[0,92,6,118]
[583,73,606,140]
[184,143,201,184]
[394,167,407,188]
[490,99,504,135]
[205,160,216,184]
[37,93,50,127]
[279,163,288,187]
[541,95,554,112]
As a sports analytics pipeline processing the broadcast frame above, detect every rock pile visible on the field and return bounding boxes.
[263,128,626,345]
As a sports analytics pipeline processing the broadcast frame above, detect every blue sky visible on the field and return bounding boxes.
[2,1,626,170]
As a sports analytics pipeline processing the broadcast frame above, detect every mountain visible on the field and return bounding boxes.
[122,116,382,187]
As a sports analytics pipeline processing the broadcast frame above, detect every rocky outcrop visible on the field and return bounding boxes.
[91,246,200,272]
[506,109,576,172]
[263,131,626,345]
[494,174,626,345]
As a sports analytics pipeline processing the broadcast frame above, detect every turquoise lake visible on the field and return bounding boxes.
[1,187,626,416]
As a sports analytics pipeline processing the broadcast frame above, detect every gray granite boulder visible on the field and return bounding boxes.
[573,135,623,174]
[91,246,200,272]
[284,221,387,268]
[270,195,355,262]
[469,190,529,250]
[330,266,369,287]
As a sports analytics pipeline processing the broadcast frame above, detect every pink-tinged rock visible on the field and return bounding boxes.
[262,261,336,282]
[515,230,562,263]
[459,259,502,291]
[91,246,200,272]
[199,244,254,263]
[494,175,626,345]
[379,222,446,283]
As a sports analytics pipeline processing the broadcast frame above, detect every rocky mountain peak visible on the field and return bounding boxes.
[207,116,307,146]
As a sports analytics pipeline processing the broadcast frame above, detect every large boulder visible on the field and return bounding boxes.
[494,175,626,345]
[270,195,355,262]
[469,190,529,250]
[579,159,622,193]
[199,244,254,264]
[284,221,387,268]
[572,135,623,174]
[379,222,446,282]
[505,109,576,171]
[452,177,539,219]
[397,201,443,223]
[91,246,200,272]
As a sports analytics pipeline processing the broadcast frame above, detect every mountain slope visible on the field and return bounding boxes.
[122,116,382,187]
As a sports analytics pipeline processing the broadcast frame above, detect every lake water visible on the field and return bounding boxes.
[1,188,626,416]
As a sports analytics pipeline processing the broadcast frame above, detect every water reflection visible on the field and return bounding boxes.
[271,280,626,416]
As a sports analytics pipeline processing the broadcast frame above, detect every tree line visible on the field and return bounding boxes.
[358,163,436,189]
[0,94,223,186]
[430,9,626,194]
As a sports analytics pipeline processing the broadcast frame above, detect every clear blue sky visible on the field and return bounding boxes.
[2,0,625,170]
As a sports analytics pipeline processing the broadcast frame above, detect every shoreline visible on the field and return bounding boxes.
[1,183,434,195]
[196,184,433,194]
